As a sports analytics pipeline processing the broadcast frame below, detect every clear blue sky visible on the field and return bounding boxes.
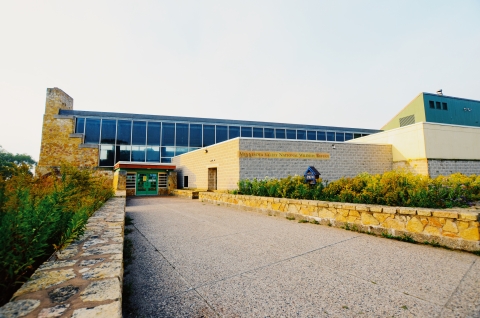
[1,1,479,161]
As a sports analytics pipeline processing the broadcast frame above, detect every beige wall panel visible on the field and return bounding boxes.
[172,139,240,190]
[422,123,480,159]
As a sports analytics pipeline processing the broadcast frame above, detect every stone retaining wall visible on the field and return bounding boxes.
[0,197,125,318]
[171,189,200,199]
[198,192,480,252]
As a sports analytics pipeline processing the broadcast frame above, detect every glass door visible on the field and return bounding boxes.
[136,172,158,195]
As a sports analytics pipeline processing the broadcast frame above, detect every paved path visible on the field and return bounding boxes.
[124,196,480,318]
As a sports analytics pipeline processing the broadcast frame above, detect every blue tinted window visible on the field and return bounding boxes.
[336,132,345,142]
[132,121,146,145]
[162,123,175,146]
[354,133,362,139]
[275,129,285,139]
[229,126,240,139]
[176,123,189,147]
[85,118,101,144]
[146,147,160,162]
[189,124,202,147]
[297,130,306,140]
[101,119,116,144]
[327,132,335,141]
[203,125,215,146]
[241,127,252,137]
[147,122,161,146]
[75,118,85,134]
[116,145,131,162]
[264,128,274,138]
[116,120,131,145]
[253,127,263,138]
[161,147,175,157]
[317,131,326,141]
[345,133,353,141]
[175,147,189,156]
[131,146,146,161]
[307,131,316,140]
[216,125,228,143]
[99,145,115,166]
[286,129,296,139]
[161,158,172,163]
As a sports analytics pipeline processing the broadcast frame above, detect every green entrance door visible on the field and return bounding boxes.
[136,172,158,196]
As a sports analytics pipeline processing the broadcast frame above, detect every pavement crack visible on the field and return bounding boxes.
[441,257,477,313]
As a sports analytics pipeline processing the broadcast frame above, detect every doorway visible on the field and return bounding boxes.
[208,168,217,191]
[136,172,158,195]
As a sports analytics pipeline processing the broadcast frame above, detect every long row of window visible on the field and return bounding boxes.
[75,117,371,166]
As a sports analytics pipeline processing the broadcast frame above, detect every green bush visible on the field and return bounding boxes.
[236,171,480,209]
[0,165,113,305]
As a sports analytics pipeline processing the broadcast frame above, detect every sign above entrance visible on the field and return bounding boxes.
[238,151,330,160]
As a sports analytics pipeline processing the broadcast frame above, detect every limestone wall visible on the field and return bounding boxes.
[428,159,480,178]
[198,192,480,252]
[0,197,126,318]
[37,87,98,176]
[239,139,393,182]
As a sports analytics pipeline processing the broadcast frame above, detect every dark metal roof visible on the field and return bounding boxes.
[304,166,321,176]
[60,109,381,134]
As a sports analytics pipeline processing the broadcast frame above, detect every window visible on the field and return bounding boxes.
[275,129,285,139]
[286,130,296,139]
[175,147,189,156]
[336,132,345,142]
[161,147,175,157]
[307,131,316,140]
[229,126,240,139]
[176,123,189,147]
[429,101,435,109]
[326,131,335,141]
[353,133,362,139]
[216,125,228,143]
[132,121,146,145]
[101,119,116,144]
[297,130,306,140]
[117,120,132,145]
[116,145,131,162]
[99,145,115,166]
[189,124,202,147]
[131,146,146,162]
[253,127,263,138]
[183,176,188,188]
[345,133,353,141]
[436,101,441,109]
[84,118,101,144]
[203,125,215,146]
[126,173,136,189]
[146,147,160,162]
[317,131,326,141]
[162,123,175,146]
[158,173,167,188]
[241,127,252,137]
[147,122,161,146]
[442,102,448,110]
[75,118,85,134]
[264,128,274,138]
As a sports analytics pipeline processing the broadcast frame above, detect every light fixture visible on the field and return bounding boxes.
[332,144,336,149]
[436,89,443,95]
[204,149,208,153]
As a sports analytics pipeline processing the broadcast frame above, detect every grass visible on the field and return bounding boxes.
[298,219,308,223]
[381,232,415,243]
[286,216,296,221]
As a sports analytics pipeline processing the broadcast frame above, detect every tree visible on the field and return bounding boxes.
[0,146,37,179]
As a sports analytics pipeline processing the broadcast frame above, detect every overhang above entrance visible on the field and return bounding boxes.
[113,161,176,170]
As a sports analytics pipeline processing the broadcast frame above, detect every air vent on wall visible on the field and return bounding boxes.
[399,115,415,127]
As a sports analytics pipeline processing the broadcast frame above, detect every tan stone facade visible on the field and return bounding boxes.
[197,192,480,252]
[37,88,100,176]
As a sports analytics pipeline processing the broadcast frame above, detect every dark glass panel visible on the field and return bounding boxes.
[353,133,362,139]
[203,125,215,146]
[132,121,146,145]
[175,147,189,156]
[229,126,240,139]
[162,123,175,146]
[101,119,116,144]
[161,146,175,157]
[429,101,435,109]
[176,123,189,147]
[241,127,252,137]
[286,129,296,139]
[147,122,161,146]
[189,124,202,147]
[146,147,160,162]
[362,133,370,137]
[253,127,263,138]
[326,131,335,141]
[99,145,115,166]
[75,118,85,134]
[345,133,353,141]
[297,130,306,140]
[436,101,441,109]
[115,145,131,162]
[442,102,448,110]
[161,157,172,163]
[307,131,316,140]
[264,128,274,138]
[317,131,326,141]
[216,125,228,143]
[84,118,101,144]
[116,120,132,145]
[335,132,345,141]
[131,146,146,161]
[275,129,285,139]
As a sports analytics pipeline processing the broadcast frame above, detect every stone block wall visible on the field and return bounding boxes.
[239,139,393,182]
[37,88,99,176]
[428,159,480,178]
[198,192,480,252]
[0,197,125,318]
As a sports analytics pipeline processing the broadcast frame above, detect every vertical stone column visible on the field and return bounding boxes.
[168,171,177,194]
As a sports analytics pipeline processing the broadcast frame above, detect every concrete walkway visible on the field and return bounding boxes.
[124,196,480,318]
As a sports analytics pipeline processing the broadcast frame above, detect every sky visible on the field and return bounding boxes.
[1,1,479,161]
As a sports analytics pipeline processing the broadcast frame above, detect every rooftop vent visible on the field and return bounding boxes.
[436,89,443,95]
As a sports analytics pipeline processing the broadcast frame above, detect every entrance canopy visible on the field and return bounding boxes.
[113,161,176,170]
